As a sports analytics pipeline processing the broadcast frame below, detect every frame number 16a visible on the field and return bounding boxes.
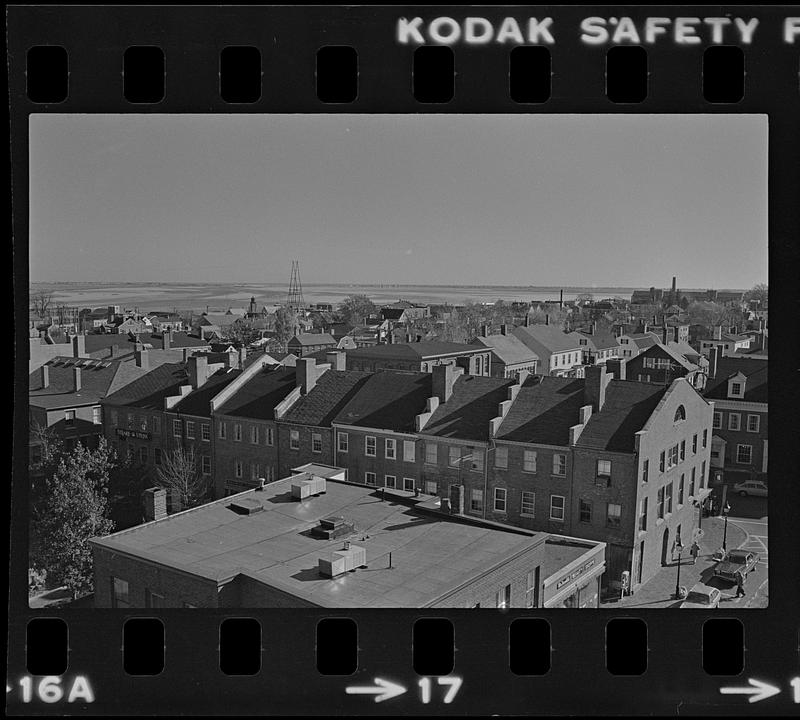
[418,676,462,704]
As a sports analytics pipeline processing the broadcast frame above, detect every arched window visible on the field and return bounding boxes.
[674,405,686,423]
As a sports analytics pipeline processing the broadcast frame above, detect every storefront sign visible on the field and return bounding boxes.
[116,428,150,440]
[556,558,597,589]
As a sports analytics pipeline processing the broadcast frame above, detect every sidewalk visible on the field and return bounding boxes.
[601,516,751,609]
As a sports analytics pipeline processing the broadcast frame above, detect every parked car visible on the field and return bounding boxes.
[714,549,760,582]
[732,479,768,497]
[680,582,721,609]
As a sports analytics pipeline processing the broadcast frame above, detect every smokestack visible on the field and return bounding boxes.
[326,351,346,371]
[188,354,209,389]
[432,363,457,404]
[142,487,167,522]
[584,365,610,413]
[73,366,82,393]
[672,276,677,295]
[709,346,720,379]
[72,334,86,358]
[135,347,149,370]
[41,364,50,388]
[296,357,318,394]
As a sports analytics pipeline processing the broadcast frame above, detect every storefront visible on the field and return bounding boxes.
[542,542,606,609]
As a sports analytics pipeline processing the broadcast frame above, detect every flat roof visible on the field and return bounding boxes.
[92,467,584,608]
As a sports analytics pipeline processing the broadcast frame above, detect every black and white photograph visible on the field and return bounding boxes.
[27,112,768,611]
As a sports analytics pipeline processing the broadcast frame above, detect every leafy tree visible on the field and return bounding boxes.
[156,446,210,512]
[223,317,261,346]
[30,438,116,599]
[273,305,299,347]
[338,294,376,325]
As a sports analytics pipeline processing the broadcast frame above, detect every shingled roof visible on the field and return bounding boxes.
[704,357,767,403]
[474,334,539,366]
[215,366,297,421]
[346,341,481,360]
[102,362,189,410]
[171,368,242,418]
[512,324,584,355]
[281,370,371,427]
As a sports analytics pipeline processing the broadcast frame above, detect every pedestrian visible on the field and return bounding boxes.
[735,571,746,598]
[690,541,699,565]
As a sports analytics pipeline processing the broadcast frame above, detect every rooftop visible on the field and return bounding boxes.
[289,333,337,347]
[346,341,482,360]
[171,368,242,417]
[473,334,539,366]
[512,324,584,355]
[102,362,188,410]
[281,370,371,427]
[91,468,587,608]
[704,357,767,403]
[214,366,297,420]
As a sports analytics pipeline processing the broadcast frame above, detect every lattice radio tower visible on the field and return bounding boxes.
[286,260,305,310]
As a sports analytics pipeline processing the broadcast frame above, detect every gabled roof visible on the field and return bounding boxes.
[625,332,660,351]
[137,332,209,348]
[102,362,189,410]
[575,330,619,351]
[333,371,432,433]
[704,357,767,403]
[30,357,128,409]
[639,343,698,372]
[512,324,584,355]
[281,370,371,427]
[215,366,297,421]
[666,341,704,364]
[171,368,242,417]
[474,334,539,366]
[422,375,516,442]
[575,381,668,452]
[347,341,483,361]
[288,333,337,347]
[380,308,407,321]
[496,376,586,446]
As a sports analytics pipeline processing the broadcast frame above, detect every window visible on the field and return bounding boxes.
[249,426,258,444]
[92,407,102,424]
[496,584,511,609]
[579,499,592,523]
[667,444,679,469]
[607,503,621,527]
[596,459,612,484]
[154,447,162,465]
[692,434,698,453]
[365,436,376,457]
[494,487,507,513]
[111,577,129,608]
[657,487,665,519]
[642,459,649,484]
[403,477,415,491]
[701,460,707,489]
[550,495,565,521]
[202,455,211,475]
[471,489,484,513]
[218,421,226,439]
[145,590,164,608]
[665,481,673,514]
[736,444,753,464]
[525,569,538,608]
[201,423,210,441]
[385,438,396,460]
[552,454,566,476]
[365,472,376,486]
[403,440,415,462]
[713,412,722,429]
[521,491,535,517]
[659,451,665,473]
[678,474,685,505]
[110,409,119,427]
[138,446,147,464]
[680,440,685,462]
[424,480,438,495]
[385,475,396,489]
[307,432,321,454]
[249,461,261,480]
[471,448,484,472]
[730,382,742,396]
[728,413,741,431]
[337,432,348,453]
[674,405,686,423]
[186,421,195,439]
[747,414,760,433]
[290,430,300,450]
[234,423,242,441]
[173,419,182,438]
[690,467,696,497]
[523,450,537,473]
[425,442,438,464]
[495,446,508,469]
[449,446,461,467]
[638,497,648,532]
[702,429,708,448]
[235,460,243,478]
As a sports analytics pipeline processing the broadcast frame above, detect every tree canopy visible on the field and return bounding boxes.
[338,294,377,325]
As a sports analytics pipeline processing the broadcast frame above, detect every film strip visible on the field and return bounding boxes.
[8,4,800,716]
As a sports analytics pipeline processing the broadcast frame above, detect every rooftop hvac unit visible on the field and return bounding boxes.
[310,516,354,540]
[228,498,264,515]
[291,475,326,500]
[319,544,367,578]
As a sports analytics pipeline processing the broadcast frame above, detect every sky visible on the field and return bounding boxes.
[29,113,767,288]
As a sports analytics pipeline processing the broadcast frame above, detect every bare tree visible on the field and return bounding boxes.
[156,447,210,512]
[31,290,53,322]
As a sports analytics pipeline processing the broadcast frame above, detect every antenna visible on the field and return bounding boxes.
[286,260,305,311]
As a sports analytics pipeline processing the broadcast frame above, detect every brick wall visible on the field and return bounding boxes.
[276,422,334,478]
[214,415,280,495]
[711,407,767,472]
[332,427,421,489]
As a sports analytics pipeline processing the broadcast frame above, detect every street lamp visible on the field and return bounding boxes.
[674,537,685,599]
[722,501,732,552]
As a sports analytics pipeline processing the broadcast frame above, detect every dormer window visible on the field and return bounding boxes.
[727,373,747,398]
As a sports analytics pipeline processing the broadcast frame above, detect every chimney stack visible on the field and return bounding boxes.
[73,366,82,393]
[432,363,457,404]
[713,325,722,341]
[591,321,597,335]
[142,487,167,522]
[239,346,247,365]
[187,354,209,389]
[708,346,720,379]
[605,358,626,381]
[545,314,550,326]
[524,314,531,327]
[135,347,149,370]
[41,364,50,388]
[480,324,489,338]
[296,357,318,394]
[584,364,610,413]
[72,334,86,358]
[183,348,192,363]
[162,330,171,351]
[500,324,508,336]
[560,289,564,308]
[326,350,346,371]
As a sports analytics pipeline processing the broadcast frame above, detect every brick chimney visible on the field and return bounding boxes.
[73,366,82,393]
[432,363,457,404]
[524,314,531,327]
[713,325,722,341]
[135,347,149,370]
[591,321,597,335]
[545,314,549,326]
[142,487,167,522]
[72,334,86,358]
[41,364,50,388]
[605,358,626,380]
[584,364,610,413]
[239,346,247,365]
[448,483,464,515]
[296,357,318,394]
[500,324,508,336]
[187,354,209,388]
[708,346,720,379]
[326,350,346,371]
[162,329,172,351]
[480,324,489,337]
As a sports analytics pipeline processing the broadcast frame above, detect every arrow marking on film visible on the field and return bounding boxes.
[345,677,407,703]
[720,678,781,703]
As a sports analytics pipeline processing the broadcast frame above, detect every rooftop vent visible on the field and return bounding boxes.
[310,516,354,540]
[291,475,327,500]
[228,498,264,515]
[318,543,367,578]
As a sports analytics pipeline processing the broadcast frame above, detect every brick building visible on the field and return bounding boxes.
[90,465,606,608]
[472,329,539,378]
[625,342,707,390]
[345,341,491,376]
[512,323,585,376]
[287,333,338,357]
